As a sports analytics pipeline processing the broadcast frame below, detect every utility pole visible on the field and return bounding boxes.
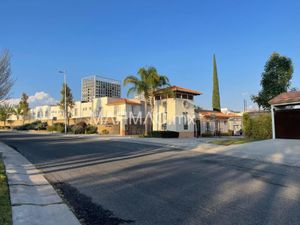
[243,99,247,112]
[59,70,67,134]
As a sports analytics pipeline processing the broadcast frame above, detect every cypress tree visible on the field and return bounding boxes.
[212,54,221,112]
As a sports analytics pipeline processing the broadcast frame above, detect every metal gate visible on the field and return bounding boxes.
[275,109,300,139]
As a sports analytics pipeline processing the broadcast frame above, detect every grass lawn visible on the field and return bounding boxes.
[209,138,258,146]
[0,155,12,225]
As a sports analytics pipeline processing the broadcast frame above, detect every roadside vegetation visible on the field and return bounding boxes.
[209,138,258,146]
[0,155,12,225]
[13,120,99,134]
[243,113,272,139]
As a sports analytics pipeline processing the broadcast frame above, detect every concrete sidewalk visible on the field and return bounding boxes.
[0,142,80,225]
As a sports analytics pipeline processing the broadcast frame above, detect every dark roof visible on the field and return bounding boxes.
[155,86,202,95]
[269,91,300,105]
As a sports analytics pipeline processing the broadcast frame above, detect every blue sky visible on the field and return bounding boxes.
[1,0,300,110]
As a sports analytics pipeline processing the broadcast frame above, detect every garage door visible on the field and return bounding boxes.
[275,109,300,139]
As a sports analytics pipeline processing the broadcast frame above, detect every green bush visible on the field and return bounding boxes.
[220,132,231,136]
[71,122,98,134]
[242,113,252,138]
[32,121,48,130]
[201,131,213,137]
[47,123,65,133]
[72,121,87,134]
[150,131,179,138]
[0,126,11,130]
[86,124,98,134]
[243,113,272,139]
[15,121,48,131]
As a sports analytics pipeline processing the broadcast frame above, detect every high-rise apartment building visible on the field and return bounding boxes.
[81,75,121,101]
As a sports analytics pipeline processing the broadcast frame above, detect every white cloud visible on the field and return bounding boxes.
[6,92,58,108]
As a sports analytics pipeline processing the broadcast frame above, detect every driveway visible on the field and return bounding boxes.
[200,139,300,166]
[1,132,300,225]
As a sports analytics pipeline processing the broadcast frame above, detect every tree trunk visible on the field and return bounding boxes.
[144,101,149,135]
[149,95,154,133]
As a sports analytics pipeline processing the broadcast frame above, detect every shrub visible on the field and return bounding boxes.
[48,123,65,133]
[242,113,272,139]
[15,120,48,131]
[101,129,109,135]
[47,125,55,132]
[86,124,98,134]
[220,132,231,136]
[0,126,11,130]
[71,122,86,134]
[242,113,252,138]
[32,121,48,130]
[71,122,97,134]
[201,131,213,137]
[150,131,179,138]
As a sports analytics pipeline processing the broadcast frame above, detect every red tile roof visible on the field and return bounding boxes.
[197,110,231,119]
[107,98,141,106]
[156,86,202,95]
[269,91,300,105]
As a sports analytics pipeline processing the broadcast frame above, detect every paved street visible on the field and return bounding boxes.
[1,132,300,225]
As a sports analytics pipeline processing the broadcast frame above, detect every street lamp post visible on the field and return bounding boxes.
[59,70,67,134]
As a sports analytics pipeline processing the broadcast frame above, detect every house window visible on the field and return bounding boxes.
[176,93,181,98]
[182,94,188,99]
[183,112,188,130]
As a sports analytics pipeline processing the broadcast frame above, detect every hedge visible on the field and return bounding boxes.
[243,113,272,139]
[47,123,65,133]
[15,121,48,131]
[150,131,179,138]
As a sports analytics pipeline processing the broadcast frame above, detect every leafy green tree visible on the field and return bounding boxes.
[212,54,221,112]
[123,66,170,135]
[252,52,294,110]
[19,93,30,124]
[0,104,13,126]
[59,84,74,126]
[13,105,22,120]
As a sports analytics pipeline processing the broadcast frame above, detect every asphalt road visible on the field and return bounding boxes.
[1,132,300,225]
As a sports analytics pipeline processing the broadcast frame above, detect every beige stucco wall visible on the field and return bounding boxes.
[153,98,195,134]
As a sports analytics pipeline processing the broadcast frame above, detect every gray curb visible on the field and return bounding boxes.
[0,142,81,225]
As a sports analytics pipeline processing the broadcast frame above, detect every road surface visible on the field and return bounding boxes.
[1,132,300,225]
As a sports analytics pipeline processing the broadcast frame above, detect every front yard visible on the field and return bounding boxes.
[0,155,12,225]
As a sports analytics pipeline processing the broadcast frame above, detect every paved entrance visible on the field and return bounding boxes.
[203,139,300,166]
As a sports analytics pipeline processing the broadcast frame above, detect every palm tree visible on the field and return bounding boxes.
[124,66,170,135]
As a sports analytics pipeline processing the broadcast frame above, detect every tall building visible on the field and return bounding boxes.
[81,75,121,101]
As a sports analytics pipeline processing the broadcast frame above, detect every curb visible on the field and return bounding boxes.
[0,142,81,225]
